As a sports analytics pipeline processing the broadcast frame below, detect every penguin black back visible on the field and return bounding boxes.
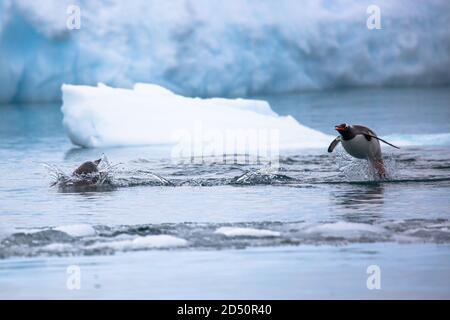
[73,159,101,175]
[337,124,400,148]
[335,123,378,141]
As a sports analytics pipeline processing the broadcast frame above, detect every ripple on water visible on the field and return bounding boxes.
[43,149,450,192]
[1,219,450,259]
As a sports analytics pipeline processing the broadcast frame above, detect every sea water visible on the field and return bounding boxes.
[0,87,449,298]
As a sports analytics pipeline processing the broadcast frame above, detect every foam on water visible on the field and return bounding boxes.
[231,167,295,185]
[335,150,398,182]
[46,155,174,191]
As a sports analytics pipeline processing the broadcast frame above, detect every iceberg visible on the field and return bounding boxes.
[1,0,450,103]
[61,83,332,153]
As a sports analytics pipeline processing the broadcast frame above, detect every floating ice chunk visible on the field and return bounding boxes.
[61,83,332,151]
[215,227,280,237]
[42,243,73,251]
[89,235,188,250]
[54,224,96,237]
[304,222,385,238]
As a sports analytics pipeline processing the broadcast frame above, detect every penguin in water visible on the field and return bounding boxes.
[328,124,399,178]
[71,159,103,185]
[73,159,102,176]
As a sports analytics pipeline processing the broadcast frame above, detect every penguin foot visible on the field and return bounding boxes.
[371,159,386,179]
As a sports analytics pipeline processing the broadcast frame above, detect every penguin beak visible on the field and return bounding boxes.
[335,125,345,132]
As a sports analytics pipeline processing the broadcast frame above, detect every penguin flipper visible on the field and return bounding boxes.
[365,134,400,149]
[327,136,341,153]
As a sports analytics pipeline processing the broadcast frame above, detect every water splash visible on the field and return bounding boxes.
[44,154,176,191]
[335,150,398,182]
[42,149,450,190]
[44,154,117,191]
[231,166,295,185]
[112,169,174,187]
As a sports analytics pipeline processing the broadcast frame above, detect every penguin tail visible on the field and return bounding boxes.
[367,134,400,149]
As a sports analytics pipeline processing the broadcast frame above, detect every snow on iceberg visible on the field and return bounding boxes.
[1,0,450,103]
[61,83,332,152]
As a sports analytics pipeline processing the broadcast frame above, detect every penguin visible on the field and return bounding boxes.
[328,123,399,177]
[73,159,102,176]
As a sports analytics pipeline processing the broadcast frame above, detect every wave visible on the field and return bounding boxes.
[2,219,449,258]
[45,150,450,192]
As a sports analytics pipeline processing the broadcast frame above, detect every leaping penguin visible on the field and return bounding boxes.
[328,123,399,178]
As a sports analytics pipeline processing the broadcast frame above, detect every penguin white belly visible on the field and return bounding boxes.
[341,134,381,159]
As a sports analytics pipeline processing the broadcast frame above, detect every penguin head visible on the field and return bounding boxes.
[335,123,349,133]
[73,159,101,176]
[335,123,353,139]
